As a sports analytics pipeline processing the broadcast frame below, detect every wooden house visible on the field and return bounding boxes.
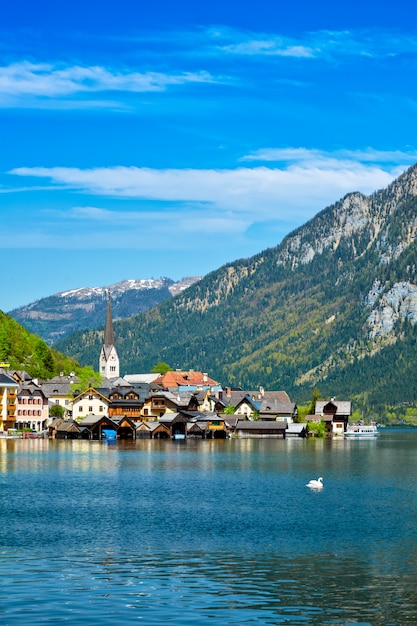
[49,418,81,439]
[315,400,351,435]
[235,419,288,438]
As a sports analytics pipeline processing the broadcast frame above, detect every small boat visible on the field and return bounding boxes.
[344,423,379,438]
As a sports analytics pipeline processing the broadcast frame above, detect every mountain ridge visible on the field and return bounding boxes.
[43,162,417,416]
[9,276,202,344]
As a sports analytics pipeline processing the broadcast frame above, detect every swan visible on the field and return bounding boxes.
[306,476,323,489]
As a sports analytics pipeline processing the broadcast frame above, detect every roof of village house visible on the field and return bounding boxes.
[124,373,161,384]
[236,419,288,431]
[78,414,118,427]
[234,394,262,411]
[158,412,190,424]
[152,370,219,389]
[0,372,19,387]
[100,376,131,388]
[49,418,80,433]
[150,390,198,408]
[41,374,80,397]
[259,400,297,415]
[147,421,170,432]
[286,423,307,436]
[8,370,33,384]
[250,390,291,403]
[73,387,110,403]
[18,383,48,398]
[315,400,352,416]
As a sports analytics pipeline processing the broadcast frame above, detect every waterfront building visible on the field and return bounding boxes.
[15,383,49,432]
[0,370,18,432]
[41,372,79,418]
[72,386,110,421]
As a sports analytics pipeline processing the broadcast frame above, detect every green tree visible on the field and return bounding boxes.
[151,362,173,374]
[76,367,102,392]
[307,421,326,438]
[49,404,64,418]
[308,387,321,415]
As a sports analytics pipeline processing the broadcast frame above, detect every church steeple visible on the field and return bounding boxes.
[104,291,115,347]
[99,290,120,379]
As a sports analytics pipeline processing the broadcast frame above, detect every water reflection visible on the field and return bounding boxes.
[1,429,417,624]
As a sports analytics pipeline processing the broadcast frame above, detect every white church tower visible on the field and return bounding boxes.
[99,291,120,379]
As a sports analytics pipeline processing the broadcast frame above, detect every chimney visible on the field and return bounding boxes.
[259,386,265,397]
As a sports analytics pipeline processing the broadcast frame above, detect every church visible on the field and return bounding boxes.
[99,292,120,379]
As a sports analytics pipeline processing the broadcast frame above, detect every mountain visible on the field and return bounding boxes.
[9,276,202,345]
[55,164,417,417]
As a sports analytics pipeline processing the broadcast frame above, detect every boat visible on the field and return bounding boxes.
[344,423,379,438]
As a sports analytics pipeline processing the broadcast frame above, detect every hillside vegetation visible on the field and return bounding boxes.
[55,163,417,419]
[0,310,82,380]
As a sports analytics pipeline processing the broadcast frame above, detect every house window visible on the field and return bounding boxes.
[55,400,59,405]
[88,406,93,413]
[65,399,69,406]
[79,406,83,413]
[99,406,103,412]
[110,366,116,372]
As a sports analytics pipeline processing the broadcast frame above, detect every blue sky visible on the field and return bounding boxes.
[2,0,417,311]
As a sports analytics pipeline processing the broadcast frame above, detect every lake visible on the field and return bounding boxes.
[1,429,417,624]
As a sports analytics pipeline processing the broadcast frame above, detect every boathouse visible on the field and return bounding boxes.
[235,420,288,438]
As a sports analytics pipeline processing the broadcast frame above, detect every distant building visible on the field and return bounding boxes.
[0,370,18,432]
[99,291,120,379]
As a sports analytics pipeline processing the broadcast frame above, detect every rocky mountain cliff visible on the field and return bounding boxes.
[56,163,417,415]
[9,276,202,345]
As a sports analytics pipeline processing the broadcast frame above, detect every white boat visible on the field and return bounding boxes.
[344,423,379,438]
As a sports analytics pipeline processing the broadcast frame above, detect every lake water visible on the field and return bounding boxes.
[1,430,417,624]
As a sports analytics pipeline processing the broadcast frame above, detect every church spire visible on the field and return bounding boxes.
[99,290,120,378]
[104,290,115,347]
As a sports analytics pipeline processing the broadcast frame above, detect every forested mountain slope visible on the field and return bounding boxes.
[0,311,81,380]
[56,163,417,414]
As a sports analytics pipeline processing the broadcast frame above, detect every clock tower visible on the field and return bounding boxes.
[99,291,120,379]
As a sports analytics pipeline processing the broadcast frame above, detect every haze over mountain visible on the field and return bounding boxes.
[9,277,202,345]
[53,163,417,415]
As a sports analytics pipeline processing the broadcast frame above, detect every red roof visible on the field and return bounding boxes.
[153,371,219,389]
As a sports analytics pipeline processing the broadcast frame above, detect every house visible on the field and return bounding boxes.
[315,400,352,435]
[40,373,80,418]
[235,419,288,438]
[107,384,149,420]
[78,414,120,440]
[0,370,18,432]
[111,415,138,439]
[72,387,110,421]
[15,383,49,432]
[258,399,298,423]
[142,390,199,420]
[49,418,82,439]
[158,412,191,438]
[234,394,262,419]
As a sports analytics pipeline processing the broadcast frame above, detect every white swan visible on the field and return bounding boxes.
[306,476,323,489]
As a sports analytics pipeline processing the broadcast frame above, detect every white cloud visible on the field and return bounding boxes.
[0,61,219,103]
[208,27,417,61]
[10,155,403,222]
[241,147,417,167]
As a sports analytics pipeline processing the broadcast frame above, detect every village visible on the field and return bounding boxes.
[0,295,352,441]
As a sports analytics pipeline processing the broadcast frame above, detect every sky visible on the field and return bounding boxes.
[2,0,417,311]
